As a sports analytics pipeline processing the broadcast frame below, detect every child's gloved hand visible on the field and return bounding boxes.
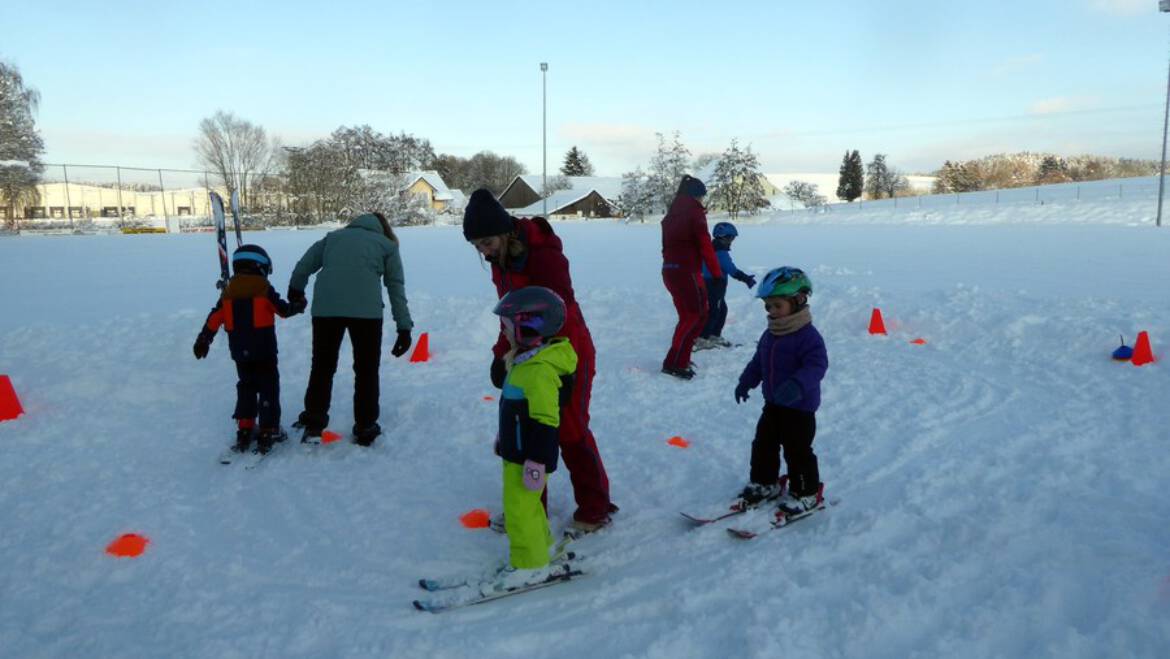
[734,382,751,404]
[192,334,211,360]
[743,274,757,289]
[773,379,803,406]
[390,330,412,357]
[490,357,507,389]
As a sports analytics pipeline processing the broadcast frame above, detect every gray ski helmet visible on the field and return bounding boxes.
[492,286,566,342]
[712,222,738,238]
[233,244,272,275]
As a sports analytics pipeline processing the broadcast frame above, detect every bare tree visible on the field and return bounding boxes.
[194,110,278,209]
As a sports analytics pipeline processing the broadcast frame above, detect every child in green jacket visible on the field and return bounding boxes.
[482,286,579,594]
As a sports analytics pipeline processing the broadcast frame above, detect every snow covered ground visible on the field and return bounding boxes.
[1,195,1168,658]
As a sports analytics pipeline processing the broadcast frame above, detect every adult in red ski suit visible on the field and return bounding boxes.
[661,175,722,378]
[462,189,615,530]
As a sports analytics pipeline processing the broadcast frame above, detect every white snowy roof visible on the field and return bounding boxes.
[514,175,624,203]
[512,188,610,217]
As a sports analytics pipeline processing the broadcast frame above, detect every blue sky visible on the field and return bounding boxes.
[3,0,1169,178]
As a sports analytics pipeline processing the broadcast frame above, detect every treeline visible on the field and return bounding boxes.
[194,111,529,225]
[932,153,1159,194]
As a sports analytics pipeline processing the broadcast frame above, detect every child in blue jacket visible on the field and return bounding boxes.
[733,266,829,517]
[697,222,756,349]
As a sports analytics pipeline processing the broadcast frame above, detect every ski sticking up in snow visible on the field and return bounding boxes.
[726,497,840,540]
[413,562,584,613]
[229,189,243,247]
[681,476,788,527]
[210,191,229,289]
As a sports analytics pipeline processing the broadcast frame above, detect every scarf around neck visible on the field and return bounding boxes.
[768,307,812,336]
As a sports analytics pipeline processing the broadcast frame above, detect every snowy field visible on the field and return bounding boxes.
[1,195,1169,658]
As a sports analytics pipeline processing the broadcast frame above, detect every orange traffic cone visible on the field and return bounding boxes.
[868,308,887,335]
[0,375,23,422]
[1132,331,1155,366]
[409,332,430,363]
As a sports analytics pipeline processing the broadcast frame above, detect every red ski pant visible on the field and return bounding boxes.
[662,268,709,371]
[552,336,613,524]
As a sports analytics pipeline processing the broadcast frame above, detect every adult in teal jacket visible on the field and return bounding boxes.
[288,212,414,446]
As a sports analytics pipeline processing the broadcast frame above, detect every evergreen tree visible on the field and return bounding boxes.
[865,154,889,199]
[709,139,770,219]
[560,146,594,176]
[837,150,863,202]
[1035,155,1069,185]
[0,61,45,229]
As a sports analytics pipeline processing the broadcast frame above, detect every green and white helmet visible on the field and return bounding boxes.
[756,266,812,299]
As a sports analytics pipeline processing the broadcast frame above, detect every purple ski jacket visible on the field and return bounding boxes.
[738,324,828,412]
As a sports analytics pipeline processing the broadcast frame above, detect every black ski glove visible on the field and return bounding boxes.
[490,357,507,389]
[773,379,803,406]
[193,332,212,360]
[287,288,307,314]
[742,274,757,289]
[390,329,412,358]
[734,382,751,404]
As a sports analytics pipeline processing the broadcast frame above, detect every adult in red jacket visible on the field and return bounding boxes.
[661,175,722,379]
[462,189,616,532]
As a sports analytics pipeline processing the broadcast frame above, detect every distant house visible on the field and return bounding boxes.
[496,174,623,219]
[512,188,615,219]
[400,170,463,213]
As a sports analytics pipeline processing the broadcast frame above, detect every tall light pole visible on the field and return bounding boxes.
[1158,1,1170,227]
[541,62,548,218]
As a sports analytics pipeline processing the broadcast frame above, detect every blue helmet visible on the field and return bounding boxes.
[756,266,812,299]
[712,222,738,238]
[233,244,272,275]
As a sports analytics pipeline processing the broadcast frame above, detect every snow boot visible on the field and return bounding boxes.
[661,365,695,380]
[477,564,554,596]
[233,427,254,453]
[777,483,825,516]
[255,427,287,455]
[738,482,782,506]
[353,423,382,447]
[692,337,715,351]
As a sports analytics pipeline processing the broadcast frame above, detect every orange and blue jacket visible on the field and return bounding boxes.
[198,274,295,362]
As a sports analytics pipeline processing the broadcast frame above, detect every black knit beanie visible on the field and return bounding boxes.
[462,189,515,240]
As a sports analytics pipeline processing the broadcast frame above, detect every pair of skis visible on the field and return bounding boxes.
[211,190,244,289]
[680,478,837,540]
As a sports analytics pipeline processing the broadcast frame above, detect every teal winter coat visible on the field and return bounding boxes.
[289,214,414,330]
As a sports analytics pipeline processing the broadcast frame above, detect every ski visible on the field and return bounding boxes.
[413,565,584,613]
[210,191,229,289]
[726,498,840,540]
[229,189,243,247]
[681,476,787,527]
[418,550,578,593]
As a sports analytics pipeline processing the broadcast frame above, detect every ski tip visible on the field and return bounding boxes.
[726,528,757,540]
[412,600,434,613]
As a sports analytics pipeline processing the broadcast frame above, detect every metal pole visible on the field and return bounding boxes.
[62,164,73,231]
[158,169,169,226]
[115,166,125,228]
[541,61,548,218]
[1158,42,1170,227]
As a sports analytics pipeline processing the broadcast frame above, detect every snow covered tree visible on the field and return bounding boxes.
[709,139,770,219]
[328,125,436,175]
[618,168,655,222]
[0,61,44,229]
[784,180,827,208]
[836,150,863,202]
[649,131,692,211]
[560,146,594,176]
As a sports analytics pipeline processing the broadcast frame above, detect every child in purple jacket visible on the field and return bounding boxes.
[734,266,829,516]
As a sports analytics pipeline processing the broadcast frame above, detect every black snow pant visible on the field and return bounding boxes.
[234,359,281,429]
[700,276,728,339]
[299,316,383,433]
[749,403,820,498]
